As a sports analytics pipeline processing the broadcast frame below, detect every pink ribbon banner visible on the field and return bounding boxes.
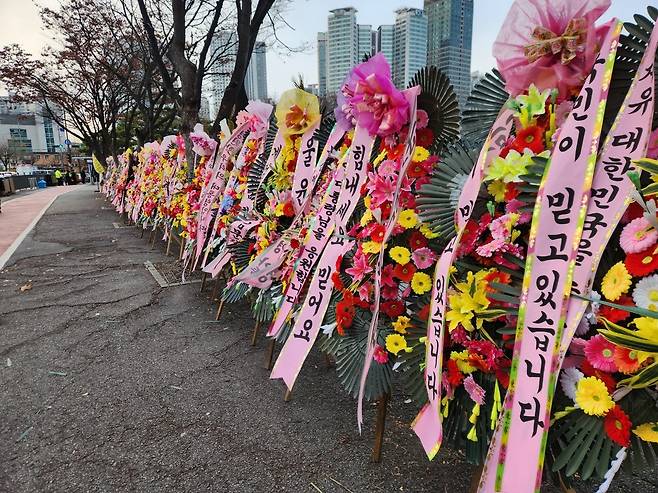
[356,87,420,430]
[194,122,250,267]
[267,125,374,337]
[480,21,621,493]
[231,235,289,289]
[270,235,354,389]
[562,21,658,356]
[231,126,345,291]
[292,121,320,213]
[412,106,515,459]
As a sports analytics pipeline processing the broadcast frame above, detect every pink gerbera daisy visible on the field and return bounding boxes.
[412,247,437,269]
[584,334,618,373]
[619,217,658,254]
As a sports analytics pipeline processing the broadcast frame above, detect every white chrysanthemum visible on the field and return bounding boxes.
[560,367,584,402]
[632,274,658,310]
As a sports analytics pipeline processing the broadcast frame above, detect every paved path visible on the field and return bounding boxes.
[0,188,648,492]
[0,186,79,269]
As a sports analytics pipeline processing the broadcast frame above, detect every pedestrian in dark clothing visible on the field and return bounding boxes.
[67,170,75,185]
[80,169,86,184]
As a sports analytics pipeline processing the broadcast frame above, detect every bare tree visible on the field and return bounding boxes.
[135,0,229,176]
[0,143,17,170]
[0,0,133,163]
[210,0,276,133]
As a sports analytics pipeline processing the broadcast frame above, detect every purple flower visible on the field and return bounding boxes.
[334,53,409,137]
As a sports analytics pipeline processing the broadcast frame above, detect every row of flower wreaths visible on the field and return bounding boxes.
[101,1,658,491]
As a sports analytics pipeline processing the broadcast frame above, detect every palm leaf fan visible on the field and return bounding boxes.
[222,280,250,303]
[604,7,658,140]
[246,115,277,211]
[548,410,616,481]
[461,69,510,146]
[408,66,461,154]
[416,141,480,241]
[333,311,393,401]
[252,286,279,324]
[225,235,253,274]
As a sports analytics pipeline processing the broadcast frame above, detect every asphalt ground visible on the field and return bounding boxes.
[0,188,653,492]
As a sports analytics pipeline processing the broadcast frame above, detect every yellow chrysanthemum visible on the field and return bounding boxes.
[575,377,614,416]
[487,180,507,202]
[419,223,439,239]
[633,422,658,443]
[411,271,432,295]
[389,246,411,265]
[392,315,412,334]
[364,196,372,209]
[398,209,418,229]
[450,350,475,374]
[601,262,632,301]
[362,241,382,254]
[385,333,408,355]
[413,146,430,162]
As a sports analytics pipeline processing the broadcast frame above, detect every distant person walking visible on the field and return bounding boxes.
[54,169,63,186]
[80,168,86,184]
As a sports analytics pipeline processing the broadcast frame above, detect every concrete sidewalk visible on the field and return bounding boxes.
[0,188,642,493]
[0,186,79,269]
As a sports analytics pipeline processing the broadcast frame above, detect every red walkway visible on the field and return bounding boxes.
[0,186,77,269]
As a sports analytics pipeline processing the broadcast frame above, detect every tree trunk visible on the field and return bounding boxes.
[180,107,197,182]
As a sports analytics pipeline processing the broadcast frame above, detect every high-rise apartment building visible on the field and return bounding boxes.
[245,41,268,101]
[376,25,395,67]
[392,8,428,87]
[326,7,359,95]
[358,24,374,60]
[317,32,328,96]
[425,0,473,107]
[210,30,237,111]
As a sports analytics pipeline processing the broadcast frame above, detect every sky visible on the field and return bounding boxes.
[0,0,655,100]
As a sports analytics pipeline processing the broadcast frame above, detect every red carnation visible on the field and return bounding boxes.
[604,405,632,447]
[625,246,658,277]
[371,223,386,243]
[393,262,416,282]
[408,230,428,250]
[381,300,405,318]
[597,295,632,323]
